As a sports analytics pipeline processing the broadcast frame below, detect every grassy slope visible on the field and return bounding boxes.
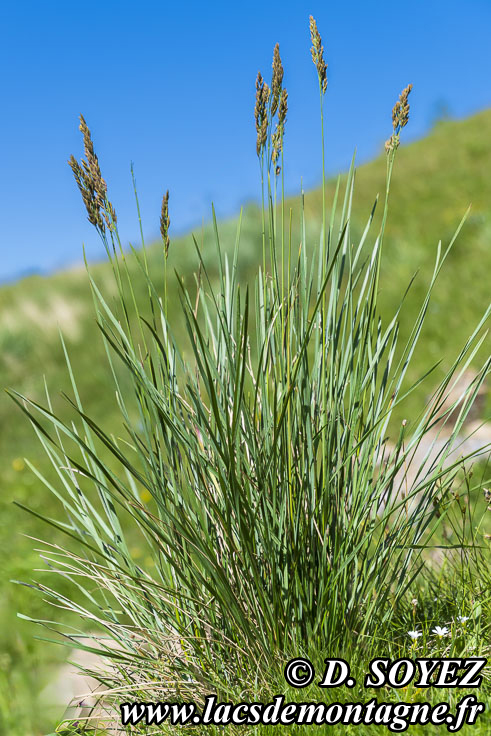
[1,109,490,733]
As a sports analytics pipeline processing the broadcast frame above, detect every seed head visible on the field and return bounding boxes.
[254,72,270,157]
[68,154,103,230]
[79,115,108,215]
[392,84,412,132]
[160,189,170,257]
[271,125,281,165]
[271,89,288,167]
[278,87,288,126]
[385,136,396,154]
[385,84,413,154]
[309,16,327,94]
[271,43,284,117]
[69,115,117,232]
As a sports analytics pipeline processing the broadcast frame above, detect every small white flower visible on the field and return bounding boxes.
[457,616,469,624]
[432,626,449,638]
[408,630,422,640]
[411,598,418,607]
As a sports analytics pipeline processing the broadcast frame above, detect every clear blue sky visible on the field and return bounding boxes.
[1,0,490,282]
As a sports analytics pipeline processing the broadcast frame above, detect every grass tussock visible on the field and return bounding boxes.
[7,15,491,735]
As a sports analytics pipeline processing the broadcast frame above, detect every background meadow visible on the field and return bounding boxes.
[1,1,491,733]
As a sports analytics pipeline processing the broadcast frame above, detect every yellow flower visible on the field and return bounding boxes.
[12,458,25,472]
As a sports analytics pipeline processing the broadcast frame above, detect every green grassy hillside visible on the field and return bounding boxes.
[1,108,490,733]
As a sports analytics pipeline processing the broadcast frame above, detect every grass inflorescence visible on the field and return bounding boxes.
[68,115,117,234]
[385,84,413,154]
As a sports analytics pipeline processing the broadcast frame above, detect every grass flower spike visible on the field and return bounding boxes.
[272,90,288,169]
[392,84,413,133]
[271,43,284,117]
[278,87,288,125]
[309,15,327,93]
[160,189,170,257]
[68,115,117,233]
[270,45,287,171]
[254,71,270,157]
[385,84,413,153]
[68,154,103,231]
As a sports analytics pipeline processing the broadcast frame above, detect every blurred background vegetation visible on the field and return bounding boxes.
[1,109,490,733]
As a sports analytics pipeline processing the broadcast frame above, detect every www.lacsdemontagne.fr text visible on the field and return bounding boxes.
[120,693,485,732]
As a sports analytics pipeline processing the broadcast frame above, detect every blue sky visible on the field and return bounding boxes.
[1,0,490,282]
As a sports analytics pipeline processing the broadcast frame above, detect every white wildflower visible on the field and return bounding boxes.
[432,626,449,638]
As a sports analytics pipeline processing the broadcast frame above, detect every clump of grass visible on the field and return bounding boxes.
[11,15,490,734]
